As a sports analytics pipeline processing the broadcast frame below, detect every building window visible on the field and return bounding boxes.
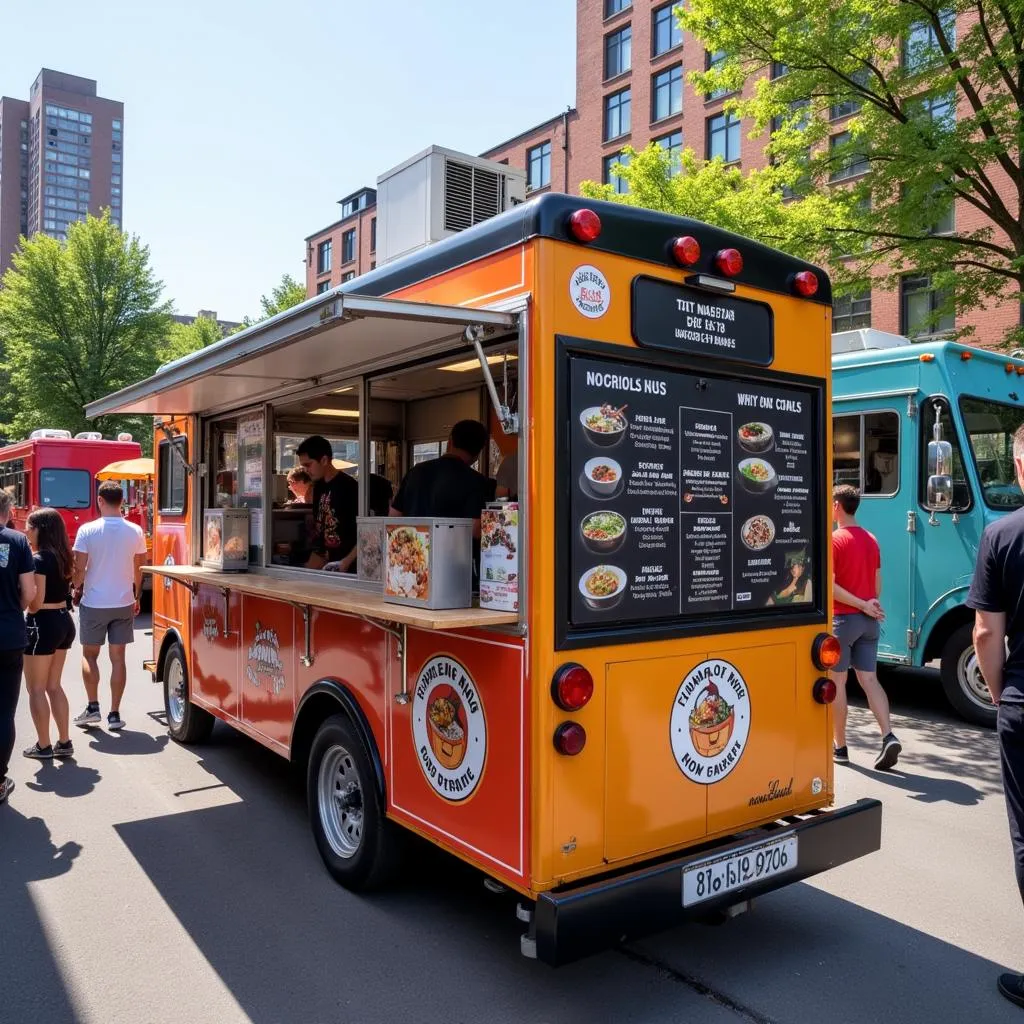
[316,280,331,294]
[707,112,741,162]
[705,49,729,99]
[830,70,868,120]
[652,3,683,55]
[655,129,683,171]
[771,61,788,79]
[342,229,356,264]
[918,91,956,130]
[903,8,956,70]
[833,290,872,333]
[317,239,332,275]
[901,273,954,337]
[340,192,369,218]
[604,88,631,141]
[605,0,630,16]
[527,140,552,191]
[829,130,869,181]
[342,271,356,283]
[603,152,632,193]
[652,64,683,122]
[370,217,377,253]
[605,26,632,78]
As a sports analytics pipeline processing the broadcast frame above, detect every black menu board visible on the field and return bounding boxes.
[568,354,817,630]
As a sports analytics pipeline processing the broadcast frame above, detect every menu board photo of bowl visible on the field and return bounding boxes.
[384,524,430,601]
[578,564,628,611]
[580,404,628,447]
[737,457,777,494]
[582,457,622,498]
[737,421,773,454]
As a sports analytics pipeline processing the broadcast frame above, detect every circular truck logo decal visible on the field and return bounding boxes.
[670,659,751,784]
[570,264,610,319]
[412,656,486,801]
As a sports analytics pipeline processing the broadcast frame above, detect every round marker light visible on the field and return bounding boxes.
[568,209,602,243]
[812,633,842,671]
[714,248,744,277]
[671,235,701,267]
[813,678,838,705]
[552,664,594,712]
[554,722,587,756]
[793,270,819,297]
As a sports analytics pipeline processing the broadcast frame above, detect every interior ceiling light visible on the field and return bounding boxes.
[439,354,518,373]
[308,408,360,417]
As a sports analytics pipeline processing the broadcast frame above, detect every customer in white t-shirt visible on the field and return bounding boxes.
[70,481,148,732]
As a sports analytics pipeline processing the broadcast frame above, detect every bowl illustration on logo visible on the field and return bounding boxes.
[580,404,627,447]
[426,687,467,770]
[737,421,774,454]
[579,564,627,610]
[580,510,627,554]
[737,457,777,494]
[688,682,735,757]
[582,457,622,498]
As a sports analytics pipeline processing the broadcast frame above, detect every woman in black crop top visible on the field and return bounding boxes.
[22,508,76,759]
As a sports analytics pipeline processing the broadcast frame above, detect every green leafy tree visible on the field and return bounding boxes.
[580,143,838,263]
[166,314,224,363]
[238,273,307,329]
[0,212,171,438]
[683,0,1024,347]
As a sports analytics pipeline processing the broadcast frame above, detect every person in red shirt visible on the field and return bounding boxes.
[831,484,901,771]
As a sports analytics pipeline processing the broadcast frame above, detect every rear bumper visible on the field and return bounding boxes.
[533,798,882,966]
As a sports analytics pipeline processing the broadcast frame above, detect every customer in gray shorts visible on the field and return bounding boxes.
[70,482,148,732]
[831,484,901,771]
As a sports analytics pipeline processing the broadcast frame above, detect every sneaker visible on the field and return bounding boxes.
[74,706,101,728]
[107,711,125,731]
[874,733,902,771]
[0,777,12,805]
[998,973,1024,1009]
[23,743,54,760]
[833,745,849,764]
[53,740,74,759]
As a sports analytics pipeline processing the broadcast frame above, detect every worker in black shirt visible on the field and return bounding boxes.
[296,435,359,572]
[968,422,1024,1010]
[390,420,496,537]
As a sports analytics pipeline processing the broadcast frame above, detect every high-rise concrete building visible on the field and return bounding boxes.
[0,69,123,277]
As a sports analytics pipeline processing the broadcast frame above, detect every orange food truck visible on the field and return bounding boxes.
[86,195,881,964]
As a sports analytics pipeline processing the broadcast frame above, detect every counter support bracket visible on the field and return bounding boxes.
[359,617,409,704]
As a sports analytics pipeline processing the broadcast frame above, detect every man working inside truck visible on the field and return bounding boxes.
[389,420,496,536]
[296,435,359,572]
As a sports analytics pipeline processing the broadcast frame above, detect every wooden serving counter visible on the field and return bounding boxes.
[143,564,519,631]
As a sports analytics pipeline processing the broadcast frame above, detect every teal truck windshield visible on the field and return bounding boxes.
[959,396,1024,511]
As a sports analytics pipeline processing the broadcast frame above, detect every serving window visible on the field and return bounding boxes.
[555,337,826,649]
[832,411,900,496]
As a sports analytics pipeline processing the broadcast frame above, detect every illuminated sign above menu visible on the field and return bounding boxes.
[631,277,774,366]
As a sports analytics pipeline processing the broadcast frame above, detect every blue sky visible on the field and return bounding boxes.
[2,0,576,321]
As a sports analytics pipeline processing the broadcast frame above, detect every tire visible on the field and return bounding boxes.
[940,623,998,728]
[163,641,215,743]
[307,713,399,891]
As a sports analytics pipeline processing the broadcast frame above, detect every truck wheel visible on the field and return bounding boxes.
[307,714,398,891]
[164,642,215,743]
[940,624,997,728]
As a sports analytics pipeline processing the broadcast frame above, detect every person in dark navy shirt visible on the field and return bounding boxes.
[968,421,1024,1010]
[0,489,37,805]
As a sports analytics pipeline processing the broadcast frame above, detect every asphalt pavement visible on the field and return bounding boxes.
[1,620,1020,1024]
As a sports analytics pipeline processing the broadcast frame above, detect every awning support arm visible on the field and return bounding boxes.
[465,325,518,435]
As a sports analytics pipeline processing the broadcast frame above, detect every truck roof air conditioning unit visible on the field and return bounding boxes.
[29,428,73,440]
[832,329,913,355]
[75,431,103,440]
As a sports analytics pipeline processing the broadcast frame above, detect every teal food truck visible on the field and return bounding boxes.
[832,329,1024,726]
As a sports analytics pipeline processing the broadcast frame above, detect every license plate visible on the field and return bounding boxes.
[682,835,798,907]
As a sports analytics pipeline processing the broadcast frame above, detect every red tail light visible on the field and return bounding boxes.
[812,633,842,671]
[568,209,602,243]
[793,270,818,297]
[671,235,701,267]
[714,248,743,277]
[554,722,587,755]
[552,664,594,711]
[813,678,838,704]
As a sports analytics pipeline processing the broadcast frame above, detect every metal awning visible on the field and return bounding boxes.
[85,293,518,418]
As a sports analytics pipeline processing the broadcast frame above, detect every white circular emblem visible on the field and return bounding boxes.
[412,656,486,801]
[570,264,610,319]
[670,659,751,784]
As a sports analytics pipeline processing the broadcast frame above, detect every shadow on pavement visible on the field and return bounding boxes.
[0,806,82,1023]
[85,726,170,757]
[839,760,984,805]
[25,758,102,799]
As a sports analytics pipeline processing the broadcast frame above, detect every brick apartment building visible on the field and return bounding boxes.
[305,187,378,296]
[303,3,1017,346]
[0,69,123,278]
